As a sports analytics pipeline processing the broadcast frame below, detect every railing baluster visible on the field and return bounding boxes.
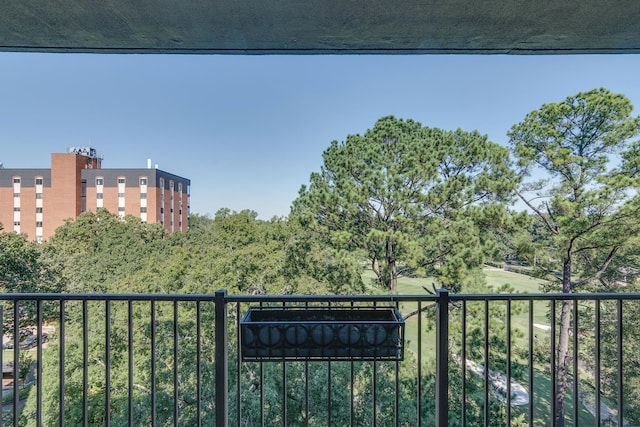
[236,302,241,427]
[128,300,134,427]
[36,300,43,427]
[151,300,156,427]
[327,301,332,427]
[196,300,202,427]
[417,300,422,427]
[215,290,228,427]
[326,359,331,426]
[372,301,377,427]
[82,300,88,427]
[173,300,179,427]
[461,300,467,427]
[350,300,355,427]
[13,301,19,427]
[483,299,489,427]
[550,299,556,427]
[305,361,310,427]
[282,300,287,427]
[395,299,400,427]
[59,299,66,427]
[259,302,265,427]
[595,299,601,427]
[506,299,512,426]
[282,360,287,426]
[105,299,111,427]
[617,299,623,427]
[572,300,578,426]
[436,289,449,427]
[528,300,533,427]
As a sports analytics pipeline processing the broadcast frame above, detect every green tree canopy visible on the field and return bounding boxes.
[294,115,516,293]
[508,87,640,426]
[0,229,60,340]
[43,209,167,293]
[0,232,42,293]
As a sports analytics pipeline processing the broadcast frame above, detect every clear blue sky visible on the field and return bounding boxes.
[1,53,639,219]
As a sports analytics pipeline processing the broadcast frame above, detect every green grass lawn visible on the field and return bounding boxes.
[483,268,551,334]
[363,266,600,425]
[363,267,551,358]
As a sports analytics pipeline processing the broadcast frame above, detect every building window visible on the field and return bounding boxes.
[97,193,103,199]
[36,207,43,213]
[13,221,20,226]
[140,178,147,185]
[81,179,87,213]
[13,207,20,212]
[118,192,125,197]
[118,178,125,184]
[140,193,147,199]
[35,178,43,185]
[36,221,43,227]
[96,178,103,185]
[118,207,125,212]
[13,193,19,197]
[140,207,147,213]
[36,193,43,199]
[13,178,20,183]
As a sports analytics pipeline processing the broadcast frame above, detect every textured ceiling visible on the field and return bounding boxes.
[2,0,640,54]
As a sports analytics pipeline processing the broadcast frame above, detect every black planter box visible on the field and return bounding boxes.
[240,306,404,361]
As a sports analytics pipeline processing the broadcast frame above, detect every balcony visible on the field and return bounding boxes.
[0,290,636,426]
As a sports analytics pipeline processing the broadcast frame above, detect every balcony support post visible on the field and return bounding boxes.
[435,289,449,427]
[215,289,229,427]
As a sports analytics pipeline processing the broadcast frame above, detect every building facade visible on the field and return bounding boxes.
[0,148,190,241]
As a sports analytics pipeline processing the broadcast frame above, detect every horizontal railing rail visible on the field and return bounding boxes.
[0,291,638,426]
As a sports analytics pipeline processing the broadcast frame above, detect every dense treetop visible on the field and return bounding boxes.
[293,115,517,292]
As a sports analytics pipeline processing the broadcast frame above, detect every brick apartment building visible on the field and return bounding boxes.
[0,147,190,241]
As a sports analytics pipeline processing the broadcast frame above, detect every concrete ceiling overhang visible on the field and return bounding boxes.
[1,0,640,54]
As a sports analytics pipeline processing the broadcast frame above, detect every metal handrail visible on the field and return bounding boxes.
[1,290,638,426]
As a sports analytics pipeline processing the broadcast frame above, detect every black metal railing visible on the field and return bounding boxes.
[1,290,638,426]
